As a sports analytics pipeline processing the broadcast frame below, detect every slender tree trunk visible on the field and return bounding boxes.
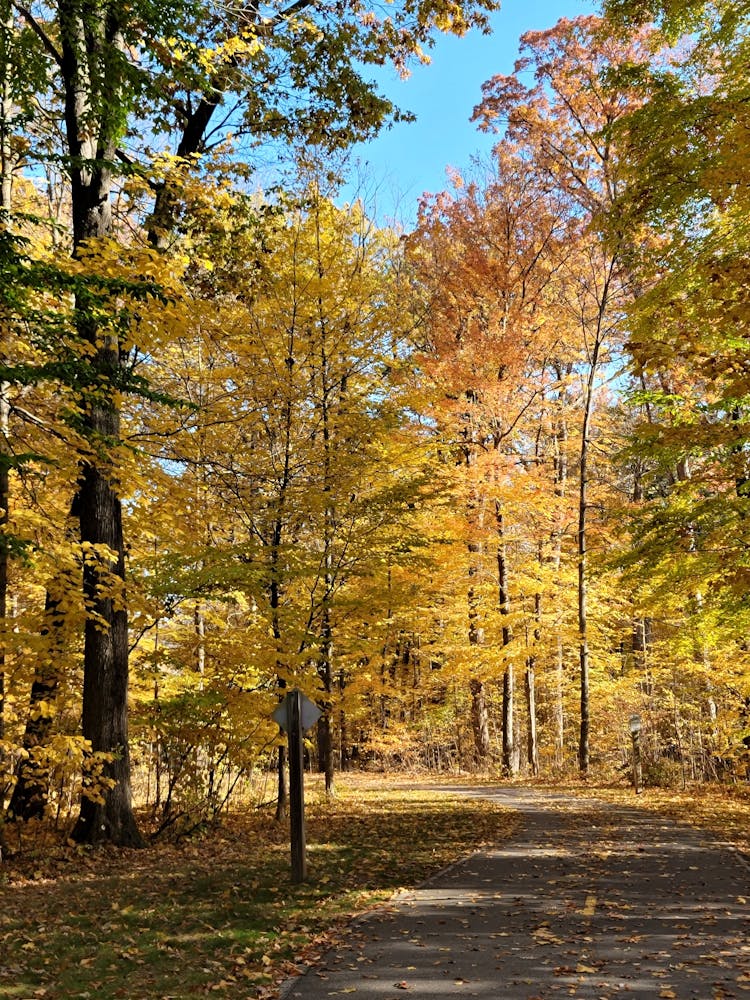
[466,447,490,765]
[578,380,593,776]
[467,530,490,762]
[551,374,569,767]
[194,602,205,684]
[555,637,565,765]
[0,0,14,758]
[496,505,515,775]
[271,569,288,822]
[525,592,540,777]
[271,324,296,821]
[0,382,6,752]
[577,290,608,777]
[0,0,12,216]
[7,500,81,820]
[152,637,161,812]
[469,676,490,762]
[338,668,348,770]
[276,744,288,821]
[315,198,336,797]
[317,604,335,795]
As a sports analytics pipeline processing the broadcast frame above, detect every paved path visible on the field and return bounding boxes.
[280,787,749,1000]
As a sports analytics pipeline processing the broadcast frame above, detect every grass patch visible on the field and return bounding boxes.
[0,778,518,1000]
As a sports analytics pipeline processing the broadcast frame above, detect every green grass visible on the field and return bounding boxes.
[0,779,518,999]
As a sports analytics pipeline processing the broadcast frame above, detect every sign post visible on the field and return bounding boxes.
[288,690,306,882]
[272,690,322,883]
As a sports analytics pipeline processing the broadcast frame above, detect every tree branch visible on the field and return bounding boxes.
[11,1,63,66]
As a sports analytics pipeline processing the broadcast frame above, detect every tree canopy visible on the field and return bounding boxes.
[2,2,750,849]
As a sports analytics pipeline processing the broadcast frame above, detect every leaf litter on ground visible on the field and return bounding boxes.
[0,776,518,1000]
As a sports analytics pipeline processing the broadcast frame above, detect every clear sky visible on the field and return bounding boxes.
[345,0,598,226]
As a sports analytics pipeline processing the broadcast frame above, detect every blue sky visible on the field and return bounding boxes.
[345,0,598,226]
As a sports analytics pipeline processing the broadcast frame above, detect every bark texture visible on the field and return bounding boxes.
[58,0,142,845]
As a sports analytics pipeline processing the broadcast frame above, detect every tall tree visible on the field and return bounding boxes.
[6,0,500,842]
[602,0,750,770]
[474,15,655,771]
[411,151,571,766]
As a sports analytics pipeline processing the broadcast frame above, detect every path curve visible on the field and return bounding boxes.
[279,786,750,999]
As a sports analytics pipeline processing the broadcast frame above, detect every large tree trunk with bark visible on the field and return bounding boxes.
[59,0,142,845]
[72,457,141,845]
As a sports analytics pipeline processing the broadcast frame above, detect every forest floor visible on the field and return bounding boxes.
[0,777,748,1000]
[0,781,517,1000]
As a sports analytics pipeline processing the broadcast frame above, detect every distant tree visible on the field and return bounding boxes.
[474,15,656,772]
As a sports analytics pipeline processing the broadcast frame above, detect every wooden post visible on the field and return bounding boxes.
[632,729,642,794]
[288,690,307,882]
[629,714,643,795]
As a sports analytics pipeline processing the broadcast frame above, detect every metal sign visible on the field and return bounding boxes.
[272,689,323,733]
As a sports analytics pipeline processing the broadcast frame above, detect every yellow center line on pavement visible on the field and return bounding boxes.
[579,893,597,917]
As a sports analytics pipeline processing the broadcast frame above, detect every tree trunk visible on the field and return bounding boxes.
[469,677,490,763]
[275,744,288,821]
[271,574,288,822]
[338,668,348,770]
[316,201,336,797]
[8,592,65,819]
[72,459,141,845]
[578,393,591,776]
[0,0,14,758]
[316,595,335,795]
[270,321,294,820]
[551,372,569,768]
[0,382,6,751]
[502,667,514,773]
[496,506,515,775]
[317,608,335,796]
[554,637,565,766]
[525,592,540,777]
[578,311,606,777]
[525,660,538,775]
[7,497,82,821]
[467,478,488,763]
[61,1,142,846]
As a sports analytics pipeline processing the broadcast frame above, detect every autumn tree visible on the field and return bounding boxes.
[410,148,577,769]
[3,0,502,843]
[122,185,429,816]
[474,15,659,772]
[599,0,750,775]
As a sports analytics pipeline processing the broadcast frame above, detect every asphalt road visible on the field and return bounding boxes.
[278,787,750,1000]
